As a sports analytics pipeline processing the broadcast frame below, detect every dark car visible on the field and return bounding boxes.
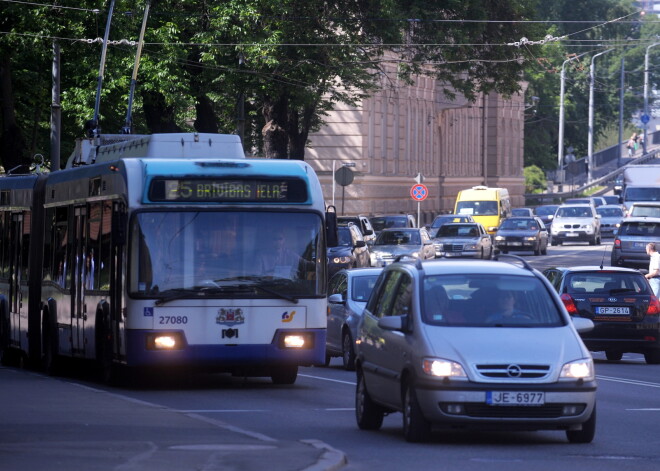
[493,216,549,255]
[543,265,660,364]
[426,214,475,238]
[369,214,416,234]
[370,227,435,266]
[611,217,660,269]
[326,267,383,369]
[337,215,376,246]
[602,195,622,206]
[534,204,560,231]
[511,207,534,217]
[327,224,371,277]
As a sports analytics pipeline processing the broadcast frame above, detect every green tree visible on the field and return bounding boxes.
[524,0,638,172]
[2,0,542,168]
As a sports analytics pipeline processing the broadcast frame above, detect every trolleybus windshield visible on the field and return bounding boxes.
[130,211,323,297]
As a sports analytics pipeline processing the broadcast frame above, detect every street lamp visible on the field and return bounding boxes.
[558,52,589,178]
[588,49,613,183]
[644,42,660,154]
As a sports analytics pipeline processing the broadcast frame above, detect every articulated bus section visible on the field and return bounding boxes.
[0,133,336,385]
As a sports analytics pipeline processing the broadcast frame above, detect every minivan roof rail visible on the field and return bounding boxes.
[393,254,423,270]
[492,253,534,272]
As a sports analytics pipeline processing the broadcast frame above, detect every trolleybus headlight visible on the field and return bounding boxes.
[279,332,314,349]
[147,332,184,350]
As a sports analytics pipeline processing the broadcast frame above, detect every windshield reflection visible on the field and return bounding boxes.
[130,211,324,297]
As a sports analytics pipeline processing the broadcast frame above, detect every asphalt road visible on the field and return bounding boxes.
[2,242,660,471]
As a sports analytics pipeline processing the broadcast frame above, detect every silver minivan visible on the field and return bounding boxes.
[355,256,596,443]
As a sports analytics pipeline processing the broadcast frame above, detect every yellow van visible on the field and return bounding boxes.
[454,186,511,235]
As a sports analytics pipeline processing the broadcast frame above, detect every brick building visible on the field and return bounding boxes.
[305,70,527,226]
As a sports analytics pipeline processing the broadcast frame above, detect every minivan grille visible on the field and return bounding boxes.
[475,364,551,379]
[461,404,570,418]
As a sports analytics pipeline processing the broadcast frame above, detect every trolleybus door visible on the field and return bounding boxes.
[71,206,87,354]
[110,202,126,357]
[8,213,25,348]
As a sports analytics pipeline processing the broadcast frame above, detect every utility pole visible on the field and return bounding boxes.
[588,49,613,183]
[619,56,625,168]
[50,41,61,171]
[558,52,588,186]
[644,42,660,155]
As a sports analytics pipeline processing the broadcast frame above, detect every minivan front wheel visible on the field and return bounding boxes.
[355,370,384,430]
[402,383,431,442]
[566,406,596,444]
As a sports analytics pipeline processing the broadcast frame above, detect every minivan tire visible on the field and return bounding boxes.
[402,384,431,442]
[644,349,660,365]
[566,406,596,444]
[355,370,384,430]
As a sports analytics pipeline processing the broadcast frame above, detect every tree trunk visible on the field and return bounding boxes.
[141,90,182,133]
[0,52,29,172]
[262,95,289,159]
[194,95,219,133]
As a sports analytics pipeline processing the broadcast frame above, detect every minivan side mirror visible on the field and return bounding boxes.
[571,317,594,334]
[378,316,405,331]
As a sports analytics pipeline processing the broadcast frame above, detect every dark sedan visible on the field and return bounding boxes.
[493,216,548,255]
[327,224,371,277]
[543,265,660,364]
[534,204,560,231]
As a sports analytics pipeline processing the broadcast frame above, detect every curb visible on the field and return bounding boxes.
[300,439,347,471]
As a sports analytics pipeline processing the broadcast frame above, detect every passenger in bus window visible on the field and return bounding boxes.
[84,249,95,289]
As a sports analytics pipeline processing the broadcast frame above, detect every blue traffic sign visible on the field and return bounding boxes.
[410,184,428,201]
[641,114,650,124]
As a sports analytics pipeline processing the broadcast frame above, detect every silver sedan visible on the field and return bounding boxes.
[432,222,493,259]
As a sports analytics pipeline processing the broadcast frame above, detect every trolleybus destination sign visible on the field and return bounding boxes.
[149,177,308,202]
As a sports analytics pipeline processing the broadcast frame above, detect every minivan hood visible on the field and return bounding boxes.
[423,326,586,378]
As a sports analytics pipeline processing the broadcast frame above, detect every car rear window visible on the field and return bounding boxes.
[422,274,563,327]
[618,222,660,236]
[565,272,650,295]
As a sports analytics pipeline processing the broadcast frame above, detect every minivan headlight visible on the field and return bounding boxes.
[559,358,594,381]
[422,358,467,378]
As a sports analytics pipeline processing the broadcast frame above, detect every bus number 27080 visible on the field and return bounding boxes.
[159,316,189,325]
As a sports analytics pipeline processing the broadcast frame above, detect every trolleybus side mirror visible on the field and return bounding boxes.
[326,205,338,247]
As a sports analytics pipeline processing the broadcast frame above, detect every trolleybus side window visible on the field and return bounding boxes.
[0,212,7,280]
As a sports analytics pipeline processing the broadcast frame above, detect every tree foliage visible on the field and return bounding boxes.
[1,0,542,169]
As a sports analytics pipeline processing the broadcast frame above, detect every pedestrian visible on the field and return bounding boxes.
[627,133,638,158]
[645,242,660,296]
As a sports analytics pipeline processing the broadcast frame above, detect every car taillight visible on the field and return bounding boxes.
[647,296,660,316]
[560,293,579,315]
[613,238,621,248]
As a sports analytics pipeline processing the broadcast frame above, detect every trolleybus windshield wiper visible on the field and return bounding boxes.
[153,279,299,305]
[214,276,300,303]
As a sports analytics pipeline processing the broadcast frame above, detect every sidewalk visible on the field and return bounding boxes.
[0,366,346,471]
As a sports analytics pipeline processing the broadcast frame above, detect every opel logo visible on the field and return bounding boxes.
[507,364,522,378]
[608,297,617,302]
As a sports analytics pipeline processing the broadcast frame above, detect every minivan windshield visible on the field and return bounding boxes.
[455,201,498,216]
[422,274,563,327]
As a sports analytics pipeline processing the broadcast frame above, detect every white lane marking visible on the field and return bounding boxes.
[169,444,276,451]
[597,375,660,388]
[626,408,660,411]
[177,409,269,413]
[64,380,279,443]
[298,373,356,386]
